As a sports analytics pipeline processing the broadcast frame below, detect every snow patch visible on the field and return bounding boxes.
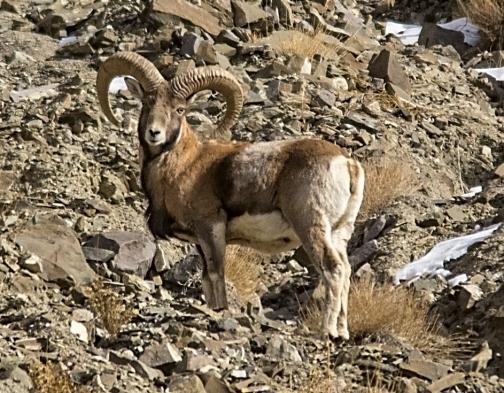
[474,67,504,82]
[385,17,480,46]
[394,223,501,285]
[109,77,128,94]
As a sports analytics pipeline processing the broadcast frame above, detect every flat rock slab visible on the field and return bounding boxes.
[427,372,466,393]
[85,231,156,278]
[10,83,59,103]
[368,49,411,93]
[151,0,222,36]
[232,0,270,27]
[15,223,95,286]
[400,359,450,381]
[0,170,15,193]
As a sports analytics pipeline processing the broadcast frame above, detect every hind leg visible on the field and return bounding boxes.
[331,231,352,339]
[288,216,348,339]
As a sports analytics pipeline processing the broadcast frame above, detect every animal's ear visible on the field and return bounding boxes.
[124,77,144,99]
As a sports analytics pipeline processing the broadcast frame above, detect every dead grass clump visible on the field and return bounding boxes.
[30,361,89,393]
[347,279,436,349]
[276,30,340,59]
[225,245,261,303]
[295,368,340,393]
[458,0,504,49]
[301,279,455,355]
[284,367,394,393]
[87,279,135,337]
[359,158,418,219]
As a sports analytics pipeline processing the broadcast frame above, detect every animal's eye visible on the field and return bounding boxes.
[176,107,185,115]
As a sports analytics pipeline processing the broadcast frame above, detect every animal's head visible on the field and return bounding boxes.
[96,52,243,154]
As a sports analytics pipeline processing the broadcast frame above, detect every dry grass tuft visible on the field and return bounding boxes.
[295,368,339,393]
[284,367,394,393]
[30,361,89,393]
[225,245,261,303]
[458,0,504,49]
[301,279,462,356]
[87,280,135,337]
[347,279,437,349]
[276,30,341,59]
[359,158,418,220]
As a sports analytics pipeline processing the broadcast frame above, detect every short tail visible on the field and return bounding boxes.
[346,158,365,222]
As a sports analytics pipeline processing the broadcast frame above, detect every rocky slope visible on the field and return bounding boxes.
[0,0,503,392]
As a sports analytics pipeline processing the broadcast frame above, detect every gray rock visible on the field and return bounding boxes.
[427,372,465,393]
[342,112,381,133]
[271,0,292,26]
[419,23,468,55]
[205,375,232,393]
[214,43,237,57]
[363,215,387,242]
[181,32,201,57]
[400,360,450,381]
[82,246,116,263]
[150,0,222,36]
[368,49,411,93]
[85,232,157,278]
[266,334,302,362]
[457,284,483,309]
[180,352,215,372]
[232,1,270,27]
[0,170,15,192]
[313,89,336,107]
[416,213,444,228]
[99,172,127,203]
[349,240,378,269]
[286,54,311,74]
[446,206,466,222]
[139,342,182,368]
[6,50,35,65]
[10,83,59,103]
[168,374,206,393]
[130,360,164,381]
[181,32,219,64]
[385,82,412,103]
[15,223,96,286]
[421,120,443,138]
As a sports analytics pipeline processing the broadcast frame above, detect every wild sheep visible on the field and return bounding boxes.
[96,51,365,340]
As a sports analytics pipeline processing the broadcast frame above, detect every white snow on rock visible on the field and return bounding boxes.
[474,67,504,82]
[385,17,480,46]
[109,77,128,94]
[394,223,501,285]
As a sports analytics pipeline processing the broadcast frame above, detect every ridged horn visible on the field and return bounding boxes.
[96,51,164,125]
[170,66,244,134]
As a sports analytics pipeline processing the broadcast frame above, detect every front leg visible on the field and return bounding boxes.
[146,204,174,240]
[194,211,228,310]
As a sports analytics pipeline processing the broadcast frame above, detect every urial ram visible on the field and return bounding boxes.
[96,51,365,339]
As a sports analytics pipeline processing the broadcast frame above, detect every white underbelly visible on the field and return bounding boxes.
[226,211,301,254]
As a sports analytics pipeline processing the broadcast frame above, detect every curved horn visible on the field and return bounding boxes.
[170,67,244,134]
[96,51,164,125]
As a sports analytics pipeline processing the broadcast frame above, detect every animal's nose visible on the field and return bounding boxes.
[149,129,161,137]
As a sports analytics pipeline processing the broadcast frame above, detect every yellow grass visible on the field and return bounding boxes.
[276,30,340,59]
[301,279,458,355]
[283,367,394,393]
[30,361,89,393]
[458,0,504,49]
[225,245,261,304]
[359,158,418,219]
[87,279,135,337]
